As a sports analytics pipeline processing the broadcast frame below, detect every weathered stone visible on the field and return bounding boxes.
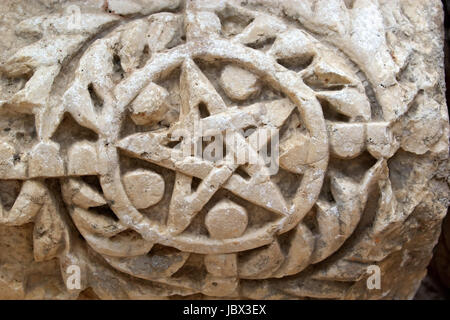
[0,0,447,300]
[123,169,165,209]
[220,65,261,101]
[205,200,248,240]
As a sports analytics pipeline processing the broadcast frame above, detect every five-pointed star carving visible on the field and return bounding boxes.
[118,58,295,234]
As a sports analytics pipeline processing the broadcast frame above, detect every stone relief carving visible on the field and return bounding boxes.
[0,0,448,299]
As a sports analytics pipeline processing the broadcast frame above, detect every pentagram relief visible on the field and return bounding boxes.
[1,0,446,299]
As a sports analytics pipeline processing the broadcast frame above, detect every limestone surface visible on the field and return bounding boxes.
[0,0,448,299]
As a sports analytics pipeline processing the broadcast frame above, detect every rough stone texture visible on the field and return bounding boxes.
[432,211,450,286]
[0,0,448,300]
[415,213,450,300]
[415,1,450,299]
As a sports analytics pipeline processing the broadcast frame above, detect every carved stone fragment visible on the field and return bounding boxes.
[0,0,448,300]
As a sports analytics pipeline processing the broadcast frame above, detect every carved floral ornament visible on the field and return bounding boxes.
[0,0,447,299]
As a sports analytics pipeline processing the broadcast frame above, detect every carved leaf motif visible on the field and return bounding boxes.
[16,13,119,36]
[273,223,314,277]
[234,15,287,46]
[238,241,285,279]
[311,159,386,264]
[102,248,190,280]
[269,29,318,62]
[70,207,126,239]
[33,190,67,262]
[78,227,153,258]
[0,181,47,226]
[107,0,181,16]
[1,12,119,140]
[2,36,86,78]
[118,20,149,73]
[61,178,106,210]
[147,13,184,53]
[317,87,371,122]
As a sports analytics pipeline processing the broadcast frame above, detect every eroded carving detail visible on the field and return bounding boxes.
[0,0,448,299]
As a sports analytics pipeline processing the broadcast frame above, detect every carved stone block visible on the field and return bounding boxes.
[0,0,448,299]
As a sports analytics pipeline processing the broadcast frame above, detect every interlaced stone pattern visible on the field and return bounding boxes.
[0,0,448,299]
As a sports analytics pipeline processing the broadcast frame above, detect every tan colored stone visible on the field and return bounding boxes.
[205,200,248,240]
[29,141,64,178]
[129,82,170,126]
[67,141,98,176]
[202,274,238,297]
[327,122,365,159]
[220,65,261,101]
[0,140,26,179]
[204,254,237,277]
[0,0,447,301]
[123,169,165,209]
